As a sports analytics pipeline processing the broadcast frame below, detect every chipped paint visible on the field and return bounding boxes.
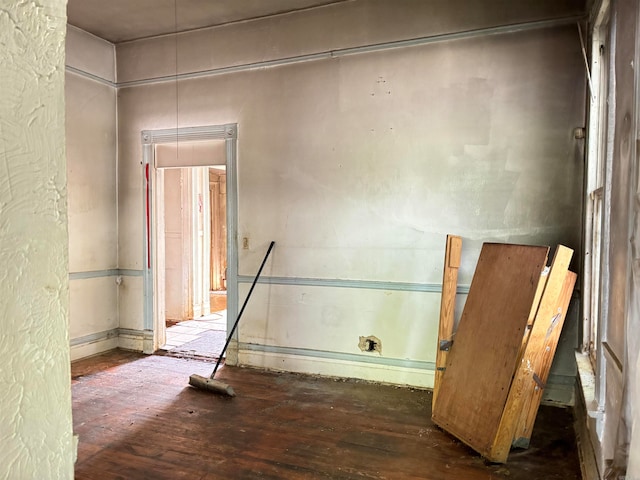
[358,335,382,355]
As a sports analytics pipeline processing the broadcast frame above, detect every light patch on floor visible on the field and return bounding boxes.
[161,310,226,352]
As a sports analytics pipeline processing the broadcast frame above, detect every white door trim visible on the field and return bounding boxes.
[141,124,238,352]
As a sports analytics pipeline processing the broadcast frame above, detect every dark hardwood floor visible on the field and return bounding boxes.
[72,350,582,480]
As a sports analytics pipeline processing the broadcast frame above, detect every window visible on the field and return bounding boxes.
[584,10,611,367]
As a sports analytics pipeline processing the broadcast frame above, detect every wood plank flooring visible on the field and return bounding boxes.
[72,350,582,480]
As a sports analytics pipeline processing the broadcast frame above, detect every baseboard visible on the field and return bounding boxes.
[118,328,154,353]
[237,343,436,388]
[575,386,601,479]
[70,328,153,360]
[543,374,577,407]
[575,352,601,480]
[70,335,119,361]
[236,342,582,399]
[68,331,582,404]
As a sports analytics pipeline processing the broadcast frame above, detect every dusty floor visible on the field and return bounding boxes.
[72,350,582,480]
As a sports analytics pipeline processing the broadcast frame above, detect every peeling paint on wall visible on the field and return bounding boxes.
[358,335,382,354]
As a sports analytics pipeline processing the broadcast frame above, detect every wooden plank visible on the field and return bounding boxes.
[512,270,577,448]
[527,269,549,328]
[515,269,549,370]
[447,236,463,269]
[432,243,549,454]
[488,245,574,463]
[433,234,462,409]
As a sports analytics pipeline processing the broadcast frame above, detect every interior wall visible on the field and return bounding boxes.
[0,0,75,477]
[116,0,585,84]
[116,0,586,388]
[65,26,119,360]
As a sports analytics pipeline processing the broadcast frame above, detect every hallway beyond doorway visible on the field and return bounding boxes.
[160,292,227,359]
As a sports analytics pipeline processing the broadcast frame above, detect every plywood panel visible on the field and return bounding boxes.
[432,243,549,453]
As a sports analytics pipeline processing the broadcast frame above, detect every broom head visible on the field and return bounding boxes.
[189,374,236,397]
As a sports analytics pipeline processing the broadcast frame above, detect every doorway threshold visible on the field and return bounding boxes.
[159,311,227,360]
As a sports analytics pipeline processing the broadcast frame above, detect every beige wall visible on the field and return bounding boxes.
[116,0,585,388]
[116,0,584,84]
[67,25,116,83]
[0,1,75,477]
[66,26,119,359]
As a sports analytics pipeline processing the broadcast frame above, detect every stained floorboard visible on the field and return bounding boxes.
[72,350,581,480]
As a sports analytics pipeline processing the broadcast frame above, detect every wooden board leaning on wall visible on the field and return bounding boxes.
[432,240,575,464]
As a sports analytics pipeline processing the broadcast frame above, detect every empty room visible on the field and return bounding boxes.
[1,0,639,479]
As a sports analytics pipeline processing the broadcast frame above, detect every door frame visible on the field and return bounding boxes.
[141,124,238,352]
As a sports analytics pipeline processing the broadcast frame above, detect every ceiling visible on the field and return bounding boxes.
[67,0,345,44]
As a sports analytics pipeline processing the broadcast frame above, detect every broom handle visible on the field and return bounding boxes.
[210,241,275,379]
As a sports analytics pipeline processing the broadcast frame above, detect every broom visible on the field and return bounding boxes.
[189,241,275,396]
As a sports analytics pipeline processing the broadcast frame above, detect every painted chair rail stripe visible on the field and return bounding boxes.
[238,275,470,294]
[69,269,143,280]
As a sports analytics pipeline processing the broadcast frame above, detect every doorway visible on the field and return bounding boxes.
[141,124,238,359]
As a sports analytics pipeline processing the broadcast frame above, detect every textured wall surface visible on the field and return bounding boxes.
[0,0,74,478]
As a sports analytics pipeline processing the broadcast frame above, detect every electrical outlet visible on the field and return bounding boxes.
[243,237,249,249]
